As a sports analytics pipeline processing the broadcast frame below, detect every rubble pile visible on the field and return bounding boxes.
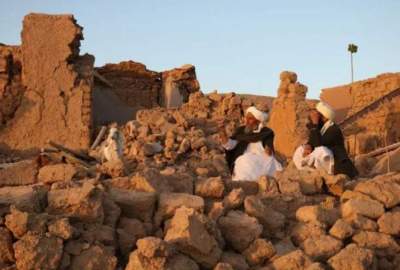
[0,89,399,270]
[1,12,400,270]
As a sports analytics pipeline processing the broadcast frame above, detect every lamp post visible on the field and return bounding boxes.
[348,43,358,83]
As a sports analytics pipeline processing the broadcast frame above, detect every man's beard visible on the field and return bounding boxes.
[244,124,257,134]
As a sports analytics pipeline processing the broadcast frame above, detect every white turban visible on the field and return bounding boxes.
[246,106,268,122]
[316,102,335,121]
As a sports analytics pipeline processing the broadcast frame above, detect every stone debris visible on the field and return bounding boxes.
[0,12,399,270]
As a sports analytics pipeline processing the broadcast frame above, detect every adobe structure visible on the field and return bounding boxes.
[0,13,200,155]
[321,73,400,155]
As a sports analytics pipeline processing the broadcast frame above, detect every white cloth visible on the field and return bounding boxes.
[103,127,125,162]
[223,138,282,181]
[293,145,334,174]
[320,120,334,135]
[246,106,269,122]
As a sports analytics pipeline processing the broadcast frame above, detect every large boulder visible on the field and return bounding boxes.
[38,163,78,184]
[107,187,156,222]
[154,193,204,225]
[263,250,312,270]
[13,233,63,270]
[195,176,225,198]
[0,184,47,212]
[69,244,117,270]
[300,235,342,261]
[218,210,263,252]
[244,195,285,237]
[47,182,104,223]
[328,243,376,270]
[164,206,221,268]
[125,237,199,270]
[242,238,276,266]
[354,174,400,208]
[341,198,384,219]
[0,160,38,187]
[377,209,400,235]
[352,231,400,257]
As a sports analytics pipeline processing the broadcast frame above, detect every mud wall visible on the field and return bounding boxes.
[0,13,94,155]
[321,73,400,155]
[269,71,311,158]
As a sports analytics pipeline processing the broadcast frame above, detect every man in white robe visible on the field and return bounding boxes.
[219,106,282,181]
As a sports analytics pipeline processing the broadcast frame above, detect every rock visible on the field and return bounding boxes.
[354,175,400,208]
[143,142,163,156]
[323,174,348,196]
[300,235,342,261]
[352,231,400,256]
[80,224,116,247]
[5,206,47,239]
[295,205,335,226]
[328,243,376,270]
[263,250,312,270]
[125,237,199,270]
[164,206,221,268]
[107,188,156,222]
[102,195,121,228]
[329,219,354,239]
[154,193,204,225]
[130,168,194,194]
[306,263,326,270]
[377,210,400,235]
[218,210,262,252]
[290,222,326,246]
[219,252,249,270]
[0,184,47,212]
[258,176,279,196]
[244,195,285,237]
[69,244,117,270]
[47,182,104,223]
[0,160,38,187]
[117,217,146,257]
[207,201,225,221]
[14,233,63,270]
[223,188,245,210]
[164,206,222,268]
[341,198,384,219]
[38,164,78,184]
[195,176,225,198]
[345,214,378,231]
[227,181,258,196]
[214,262,234,270]
[242,239,275,266]
[48,218,75,240]
[0,227,14,264]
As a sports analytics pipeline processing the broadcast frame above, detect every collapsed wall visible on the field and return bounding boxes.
[268,71,311,158]
[0,14,94,155]
[93,62,200,125]
[321,73,400,155]
[0,13,201,155]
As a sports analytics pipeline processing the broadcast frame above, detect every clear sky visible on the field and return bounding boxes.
[1,1,399,98]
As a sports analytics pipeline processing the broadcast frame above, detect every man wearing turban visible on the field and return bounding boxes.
[294,102,358,178]
[219,106,282,181]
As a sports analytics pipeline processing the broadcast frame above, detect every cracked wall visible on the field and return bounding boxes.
[0,13,93,155]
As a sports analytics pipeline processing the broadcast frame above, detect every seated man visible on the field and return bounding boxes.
[294,102,358,178]
[219,106,282,181]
